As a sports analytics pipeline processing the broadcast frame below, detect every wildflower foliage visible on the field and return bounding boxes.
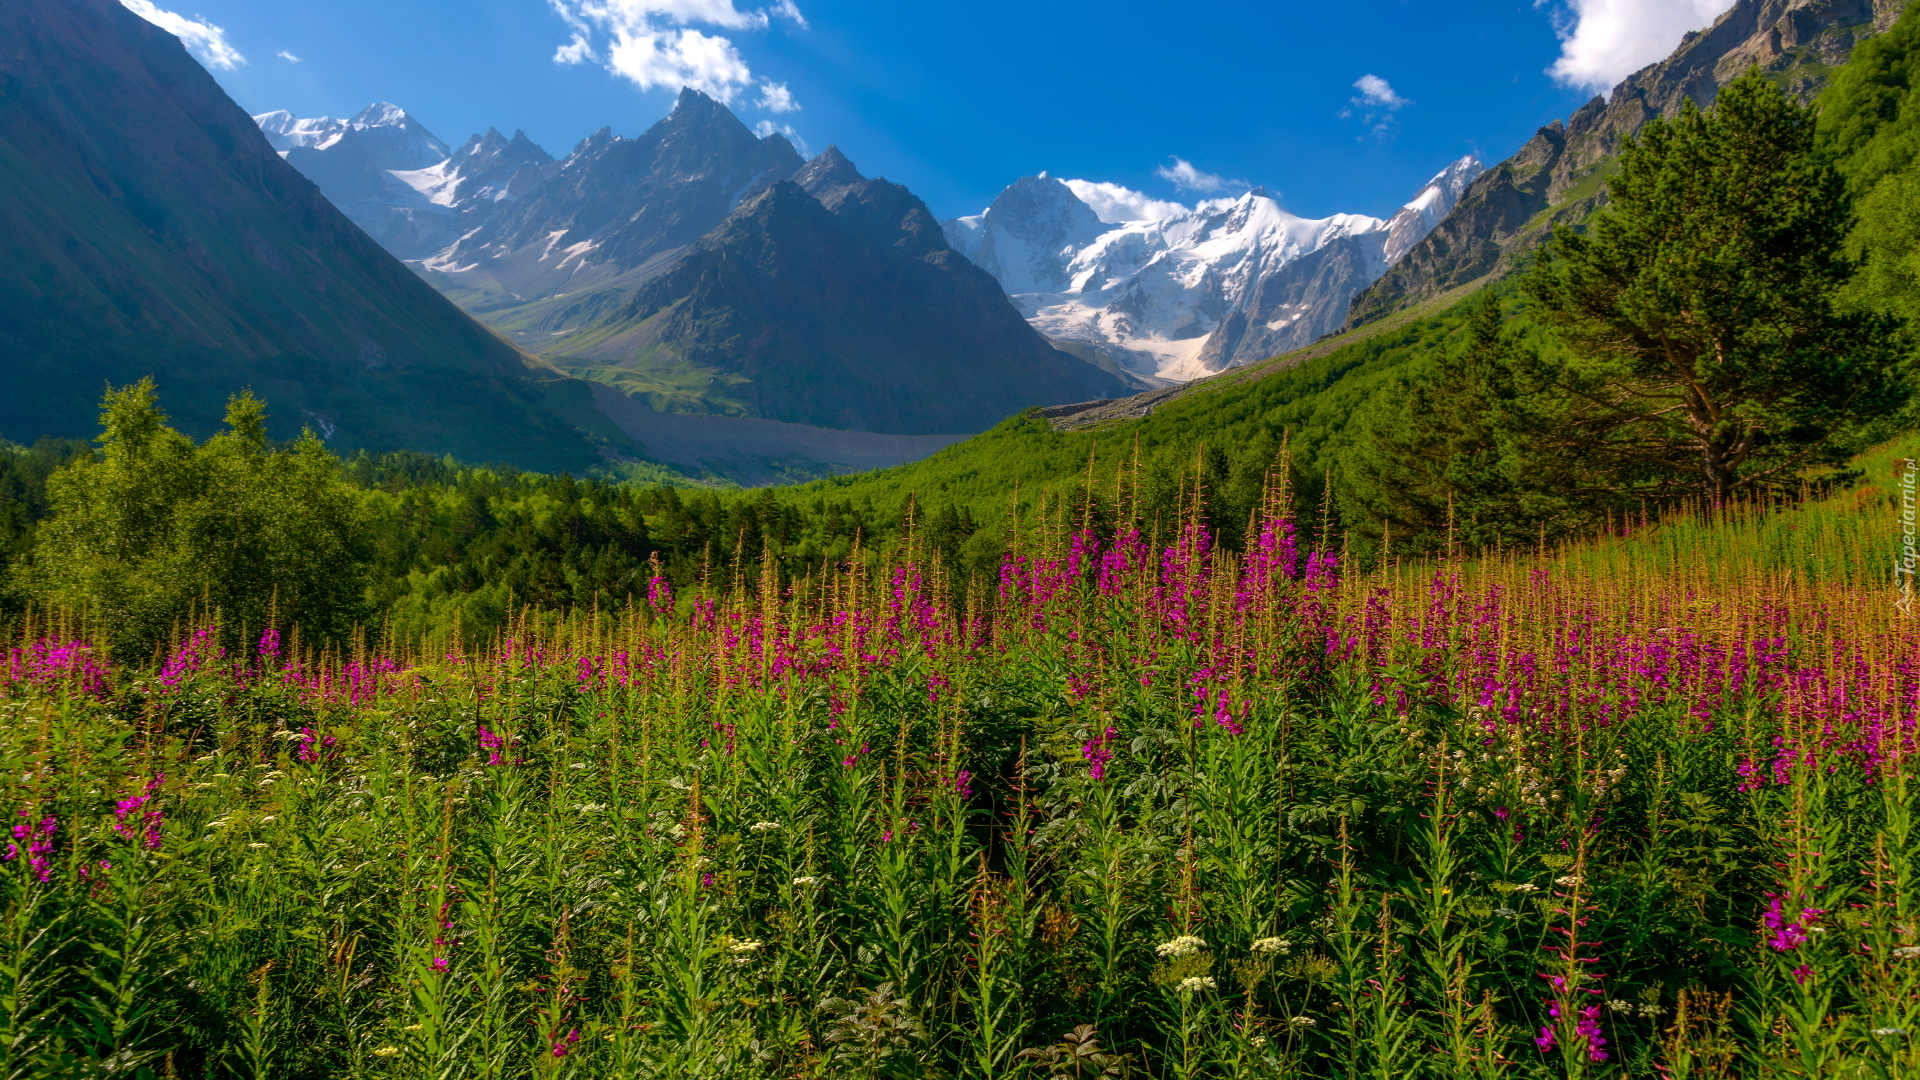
[0,469,1916,1078]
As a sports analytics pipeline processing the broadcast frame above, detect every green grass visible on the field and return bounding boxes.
[2,479,1915,1077]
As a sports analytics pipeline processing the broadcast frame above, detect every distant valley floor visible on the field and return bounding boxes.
[588,383,968,487]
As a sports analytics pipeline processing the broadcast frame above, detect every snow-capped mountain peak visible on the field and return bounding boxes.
[350,101,411,128]
[252,109,345,152]
[944,158,1485,382]
[1383,156,1484,265]
[252,104,551,259]
[945,175,1115,294]
[251,102,450,167]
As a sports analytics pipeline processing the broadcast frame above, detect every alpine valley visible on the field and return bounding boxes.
[254,91,1126,438]
[0,2,1138,488]
[257,93,1485,402]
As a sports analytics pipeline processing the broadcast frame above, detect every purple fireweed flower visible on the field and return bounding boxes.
[953,770,973,799]
[552,1029,580,1057]
[647,573,674,619]
[6,639,111,697]
[1792,964,1813,985]
[112,774,165,850]
[1762,894,1825,952]
[296,726,336,764]
[158,627,220,689]
[1536,1001,1562,1052]
[1577,1003,1608,1062]
[478,725,506,766]
[5,811,57,883]
[1192,685,1244,735]
[1082,726,1117,780]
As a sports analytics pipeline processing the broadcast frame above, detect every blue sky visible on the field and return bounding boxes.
[124,0,1737,222]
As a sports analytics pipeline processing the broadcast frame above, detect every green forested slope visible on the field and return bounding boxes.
[758,2,1920,552]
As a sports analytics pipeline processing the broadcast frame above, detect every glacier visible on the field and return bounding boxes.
[944,157,1484,382]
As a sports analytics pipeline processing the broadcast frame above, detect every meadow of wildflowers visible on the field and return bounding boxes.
[1,464,1916,1079]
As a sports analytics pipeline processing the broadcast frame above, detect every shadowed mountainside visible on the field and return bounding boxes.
[541,147,1124,434]
[0,0,628,472]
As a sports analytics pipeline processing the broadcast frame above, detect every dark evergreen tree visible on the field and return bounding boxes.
[1523,70,1911,502]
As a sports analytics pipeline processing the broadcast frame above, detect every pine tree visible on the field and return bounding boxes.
[1523,69,1911,502]
[1341,290,1612,551]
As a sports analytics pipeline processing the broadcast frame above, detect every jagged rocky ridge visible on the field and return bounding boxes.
[543,146,1122,433]
[1345,0,1906,328]
[943,158,1483,383]
[260,90,1123,434]
[254,104,558,260]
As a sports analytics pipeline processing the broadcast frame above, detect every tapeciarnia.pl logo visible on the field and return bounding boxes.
[1897,457,1917,618]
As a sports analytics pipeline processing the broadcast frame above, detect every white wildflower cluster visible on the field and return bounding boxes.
[1583,751,1630,802]
[1250,937,1293,955]
[1554,875,1583,888]
[1607,999,1666,1018]
[1176,976,1216,993]
[1156,935,1207,959]
[749,821,781,832]
[1871,1027,1908,1037]
[1287,1016,1316,1028]
[725,938,764,955]
[792,876,819,886]
[1510,756,1554,811]
[1891,945,1920,959]
[1494,907,1520,918]
[1511,883,1540,894]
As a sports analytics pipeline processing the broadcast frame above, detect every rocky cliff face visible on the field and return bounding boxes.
[0,0,619,470]
[254,106,559,259]
[421,89,805,315]
[541,149,1123,434]
[1345,0,1906,328]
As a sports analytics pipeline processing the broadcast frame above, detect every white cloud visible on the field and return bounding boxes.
[757,80,799,113]
[1153,157,1239,194]
[752,118,809,156]
[1343,73,1412,137]
[547,0,805,103]
[1062,179,1188,224]
[1543,0,1737,92]
[119,0,246,70]
[767,0,808,29]
[276,50,301,63]
[553,33,596,64]
[1352,74,1410,110]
